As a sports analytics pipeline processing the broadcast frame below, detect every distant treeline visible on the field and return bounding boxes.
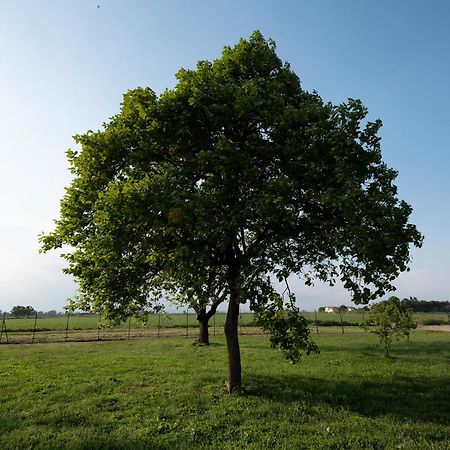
[0,306,96,318]
[401,298,450,313]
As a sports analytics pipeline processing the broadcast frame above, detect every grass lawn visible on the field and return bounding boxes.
[2,313,256,332]
[4,311,448,333]
[0,330,448,449]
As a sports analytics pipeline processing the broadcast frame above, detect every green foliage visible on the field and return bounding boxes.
[364,296,417,356]
[40,31,422,366]
[10,305,37,317]
[253,293,318,363]
[400,297,450,312]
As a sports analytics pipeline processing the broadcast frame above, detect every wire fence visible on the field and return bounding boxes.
[1,311,447,345]
[0,312,262,345]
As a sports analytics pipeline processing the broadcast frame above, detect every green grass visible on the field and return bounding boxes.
[0,330,449,449]
[4,311,448,332]
[0,313,260,344]
[2,311,448,344]
[2,313,255,332]
[304,311,450,326]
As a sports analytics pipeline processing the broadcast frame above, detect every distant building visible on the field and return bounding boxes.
[346,307,356,312]
[324,306,339,313]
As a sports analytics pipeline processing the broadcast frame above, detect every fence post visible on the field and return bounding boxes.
[339,310,345,334]
[65,312,70,342]
[157,312,161,339]
[127,316,132,340]
[97,313,101,341]
[0,313,8,344]
[213,314,216,337]
[314,309,319,335]
[239,314,248,336]
[32,313,38,344]
[186,308,189,338]
[361,310,367,332]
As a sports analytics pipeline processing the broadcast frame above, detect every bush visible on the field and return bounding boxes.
[422,319,448,326]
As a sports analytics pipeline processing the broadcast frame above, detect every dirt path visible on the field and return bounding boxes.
[421,325,450,332]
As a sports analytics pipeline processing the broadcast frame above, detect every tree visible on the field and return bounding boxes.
[400,297,450,313]
[40,31,422,392]
[363,296,416,356]
[10,305,37,317]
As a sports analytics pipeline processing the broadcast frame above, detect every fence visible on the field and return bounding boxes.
[0,312,261,345]
[0,311,446,345]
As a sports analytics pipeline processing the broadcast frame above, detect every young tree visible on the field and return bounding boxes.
[364,296,416,356]
[40,32,422,392]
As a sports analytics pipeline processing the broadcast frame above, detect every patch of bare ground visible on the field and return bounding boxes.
[421,325,450,332]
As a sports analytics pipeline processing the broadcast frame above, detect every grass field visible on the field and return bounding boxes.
[1,313,253,332]
[0,330,448,449]
[1,312,448,344]
[0,313,259,344]
[3,311,448,331]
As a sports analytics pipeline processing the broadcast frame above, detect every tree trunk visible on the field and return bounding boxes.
[224,280,241,393]
[196,297,224,345]
[197,310,210,345]
[223,242,242,394]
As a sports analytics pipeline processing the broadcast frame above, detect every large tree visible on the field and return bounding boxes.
[10,305,37,317]
[40,32,422,392]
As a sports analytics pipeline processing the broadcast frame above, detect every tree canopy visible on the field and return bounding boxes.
[400,297,450,312]
[40,31,422,392]
[10,305,37,317]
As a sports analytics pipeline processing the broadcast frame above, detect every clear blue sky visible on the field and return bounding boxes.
[1,0,449,312]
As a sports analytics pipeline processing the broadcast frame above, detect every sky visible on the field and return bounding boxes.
[1,0,449,313]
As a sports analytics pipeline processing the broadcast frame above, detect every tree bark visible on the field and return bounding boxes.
[197,309,210,345]
[225,290,241,393]
[195,295,225,345]
[224,244,241,393]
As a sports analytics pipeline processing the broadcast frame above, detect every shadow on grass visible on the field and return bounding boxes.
[192,341,224,348]
[244,370,449,425]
